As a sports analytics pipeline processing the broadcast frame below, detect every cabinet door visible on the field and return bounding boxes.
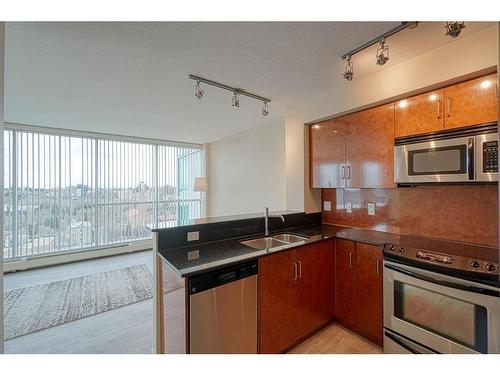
[355,243,383,346]
[444,73,498,130]
[258,249,298,353]
[296,240,335,339]
[334,239,356,330]
[395,90,444,137]
[345,104,395,188]
[310,119,346,188]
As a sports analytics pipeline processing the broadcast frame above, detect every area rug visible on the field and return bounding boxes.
[3,264,153,340]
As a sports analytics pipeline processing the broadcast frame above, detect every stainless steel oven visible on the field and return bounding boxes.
[384,260,500,354]
[394,124,498,184]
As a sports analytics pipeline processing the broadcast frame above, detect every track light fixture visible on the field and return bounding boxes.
[194,80,204,99]
[189,74,270,116]
[342,55,354,81]
[262,102,269,116]
[376,38,390,66]
[232,91,240,108]
[445,22,465,38]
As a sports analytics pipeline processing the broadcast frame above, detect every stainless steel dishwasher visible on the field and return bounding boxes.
[189,260,258,354]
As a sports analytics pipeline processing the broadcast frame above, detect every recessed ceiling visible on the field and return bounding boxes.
[4,21,493,144]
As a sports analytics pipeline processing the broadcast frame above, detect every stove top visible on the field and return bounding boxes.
[383,235,499,285]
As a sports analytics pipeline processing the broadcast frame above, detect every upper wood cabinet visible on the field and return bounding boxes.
[395,90,444,137]
[259,241,335,353]
[310,119,346,188]
[345,104,395,188]
[444,73,498,130]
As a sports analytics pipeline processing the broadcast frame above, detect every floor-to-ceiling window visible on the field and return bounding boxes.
[2,125,203,261]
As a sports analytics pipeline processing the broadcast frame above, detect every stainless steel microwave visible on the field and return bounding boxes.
[395,124,498,184]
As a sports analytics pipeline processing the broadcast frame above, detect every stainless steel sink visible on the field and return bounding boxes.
[272,233,308,243]
[240,237,288,250]
[240,233,309,251]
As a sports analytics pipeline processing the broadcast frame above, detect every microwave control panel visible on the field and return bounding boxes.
[483,140,498,173]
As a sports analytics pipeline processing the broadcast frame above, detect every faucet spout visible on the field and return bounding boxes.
[264,207,285,236]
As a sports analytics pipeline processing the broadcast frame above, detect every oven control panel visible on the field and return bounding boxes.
[383,243,499,277]
[483,140,498,173]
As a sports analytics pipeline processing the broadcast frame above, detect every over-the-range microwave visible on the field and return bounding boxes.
[395,123,498,184]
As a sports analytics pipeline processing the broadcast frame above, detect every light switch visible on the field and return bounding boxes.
[368,202,376,216]
[323,201,332,211]
[346,201,352,213]
[187,231,200,242]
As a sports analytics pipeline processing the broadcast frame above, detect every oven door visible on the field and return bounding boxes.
[384,260,500,354]
[395,136,474,183]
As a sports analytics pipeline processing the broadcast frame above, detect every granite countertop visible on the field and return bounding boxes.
[158,224,401,277]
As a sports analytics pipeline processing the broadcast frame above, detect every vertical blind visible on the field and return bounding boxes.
[2,127,202,260]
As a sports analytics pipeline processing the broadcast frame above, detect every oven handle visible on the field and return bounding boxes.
[467,137,474,180]
[384,330,437,354]
[385,263,499,297]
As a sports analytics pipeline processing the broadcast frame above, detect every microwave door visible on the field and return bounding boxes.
[395,136,474,184]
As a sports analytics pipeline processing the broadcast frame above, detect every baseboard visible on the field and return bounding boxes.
[3,242,153,273]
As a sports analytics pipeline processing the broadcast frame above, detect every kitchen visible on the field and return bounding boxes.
[150,24,500,355]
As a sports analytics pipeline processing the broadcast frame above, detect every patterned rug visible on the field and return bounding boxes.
[3,264,153,340]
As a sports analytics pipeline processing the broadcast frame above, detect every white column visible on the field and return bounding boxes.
[0,21,6,354]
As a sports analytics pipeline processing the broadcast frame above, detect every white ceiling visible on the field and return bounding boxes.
[4,22,493,144]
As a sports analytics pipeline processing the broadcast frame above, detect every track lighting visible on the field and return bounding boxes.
[194,80,204,99]
[376,38,389,66]
[445,22,465,38]
[262,102,269,116]
[232,92,240,108]
[188,74,270,115]
[342,56,354,81]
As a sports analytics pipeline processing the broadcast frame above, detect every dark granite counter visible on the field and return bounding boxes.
[158,224,401,277]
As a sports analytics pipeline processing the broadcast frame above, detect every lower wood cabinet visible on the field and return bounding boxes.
[334,238,383,346]
[258,240,334,353]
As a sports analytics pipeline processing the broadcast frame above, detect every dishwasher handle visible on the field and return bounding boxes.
[189,260,258,295]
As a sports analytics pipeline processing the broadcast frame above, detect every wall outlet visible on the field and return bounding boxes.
[323,201,332,211]
[368,202,376,216]
[187,231,200,242]
[346,201,352,214]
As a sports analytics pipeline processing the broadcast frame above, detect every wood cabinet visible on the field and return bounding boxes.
[444,73,498,130]
[334,238,356,329]
[259,241,335,353]
[310,119,346,188]
[334,239,383,346]
[355,242,383,346]
[395,90,444,137]
[345,104,395,188]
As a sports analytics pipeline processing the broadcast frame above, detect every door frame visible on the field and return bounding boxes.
[1,21,6,353]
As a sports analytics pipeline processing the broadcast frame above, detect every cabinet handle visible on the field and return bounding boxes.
[342,166,345,179]
[446,97,451,117]
[436,100,441,119]
[298,260,302,279]
[347,166,351,179]
[376,259,381,278]
[293,262,298,281]
[349,252,353,269]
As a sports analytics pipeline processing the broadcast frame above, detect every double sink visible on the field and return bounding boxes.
[241,233,308,251]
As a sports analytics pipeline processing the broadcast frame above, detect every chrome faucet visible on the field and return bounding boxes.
[264,207,285,236]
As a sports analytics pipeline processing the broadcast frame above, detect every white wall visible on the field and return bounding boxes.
[0,22,5,353]
[208,118,286,217]
[285,24,499,213]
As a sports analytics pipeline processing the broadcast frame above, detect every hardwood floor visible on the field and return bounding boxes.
[4,250,154,354]
[289,323,382,354]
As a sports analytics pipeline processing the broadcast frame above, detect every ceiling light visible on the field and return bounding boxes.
[194,80,204,99]
[342,56,354,81]
[480,80,493,89]
[232,92,240,109]
[398,100,408,108]
[262,102,269,116]
[445,22,465,38]
[376,38,389,66]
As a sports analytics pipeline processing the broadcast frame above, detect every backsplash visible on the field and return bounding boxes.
[322,185,498,247]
